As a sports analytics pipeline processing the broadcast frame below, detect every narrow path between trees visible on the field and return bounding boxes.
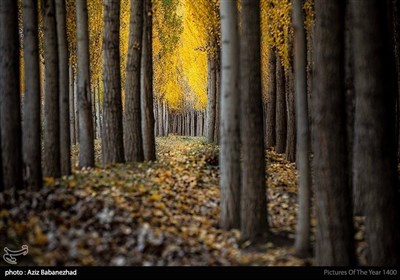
[1,136,366,265]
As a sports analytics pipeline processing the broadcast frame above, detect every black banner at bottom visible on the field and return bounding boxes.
[1,267,399,279]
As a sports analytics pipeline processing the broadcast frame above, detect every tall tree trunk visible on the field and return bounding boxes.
[56,0,71,176]
[275,56,287,154]
[0,0,23,190]
[76,0,94,167]
[286,23,296,162]
[312,0,356,266]
[69,66,76,145]
[344,3,357,214]
[240,0,268,243]
[43,0,61,178]
[214,57,221,144]
[141,0,156,160]
[102,0,124,164]
[266,49,277,149]
[351,0,400,265]
[206,55,216,143]
[219,0,241,230]
[293,0,311,257]
[22,0,42,190]
[393,0,400,162]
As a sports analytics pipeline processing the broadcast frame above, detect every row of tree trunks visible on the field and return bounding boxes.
[165,111,206,137]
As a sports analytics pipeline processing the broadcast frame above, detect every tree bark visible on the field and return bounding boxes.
[43,0,61,178]
[293,0,311,257]
[275,56,287,154]
[22,0,42,190]
[69,66,76,145]
[219,0,241,230]
[0,0,23,190]
[56,0,71,176]
[240,0,268,243]
[76,0,95,167]
[102,0,124,164]
[214,57,221,144]
[286,21,296,162]
[312,0,356,266]
[351,0,400,265]
[266,49,277,149]
[206,55,216,143]
[141,0,156,161]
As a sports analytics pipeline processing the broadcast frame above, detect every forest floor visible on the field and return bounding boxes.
[0,136,367,266]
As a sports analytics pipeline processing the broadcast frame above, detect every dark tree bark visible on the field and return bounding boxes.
[344,3,358,214]
[0,0,23,190]
[265,49,276,149]
[286,22,296,162]
[69,66,76,145]
[351,0,400,265]
[56,0,71,176]
[240,0,269,243]
[22,0,42,190]
[293,0,311,258]
[275,56,287,154]
[219,0,241,230]
[206,55,217,143]
[141,0,156,160]
[43,0,61,178]
[76,0,95,167]
[214,56,221,144]
[393,0,400,162]
[102,0,124,163]
[312,0,356,266]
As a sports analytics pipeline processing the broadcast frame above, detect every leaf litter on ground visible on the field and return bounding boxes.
[0,136,367,266]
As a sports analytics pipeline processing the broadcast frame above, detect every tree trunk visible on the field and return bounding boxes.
[219,0,241,230]
[141,0,156,161]
[240,0,268,243]
[214,57,221,144]
[43,0,61,178]
[76,0,95,167]
[344,3,357,214]
[393,0,400,162]
[351,0,400,265]
[286,22,296,162]
[0,0,23,190]
[92,87,97,139]
[206,55,216,143]
[292,0,311,258]
[275,56,287,154]
[69,66,76,145]
[56,0,71,176]
[22,0,42,190]
[266,49,277,149]
[102,0,124,164]
[312,0,356,266]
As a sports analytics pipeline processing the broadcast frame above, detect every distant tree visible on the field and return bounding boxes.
[312,0,356,265]
[351,0,400,265]
[206,57,217,144]
[22,0,42,190]
[141,0,156,161]
[265,49,276,149]
[240,0,269,243]
[43,0,61,178]
[76,0,95,167]
[275,56,287,154]
[56,0,71,175]
[0,0,22,190]
[219,0,241,229]
[124,0,144,163]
